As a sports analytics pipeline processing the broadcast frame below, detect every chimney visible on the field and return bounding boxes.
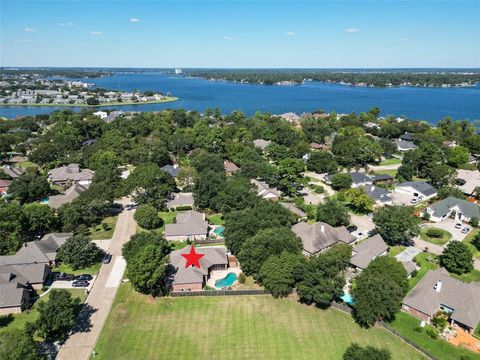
[434,280,442,293]
[320,225,325,233]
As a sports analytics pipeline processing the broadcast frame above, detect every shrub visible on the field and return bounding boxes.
[472,233,480,251]
[314,185,324,194]
[175,205,193,211]
[133,205,163,230]
[425,228,444,238]
[425,326,439,339]
[432,314,448,331]
[470,217,479,228]
[414,326,423,333]
[101,222,109,231]
[238,272,246,284]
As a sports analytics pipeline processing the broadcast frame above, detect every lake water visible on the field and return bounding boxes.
[1,72,479,123]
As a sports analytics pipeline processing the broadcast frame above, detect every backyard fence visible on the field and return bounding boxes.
[194,239,225,245]
[170,289,271,297]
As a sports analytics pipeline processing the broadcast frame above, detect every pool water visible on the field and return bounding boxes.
[40,197,49,204]
[341,292,354,305]
[215,272,237,288]
[213,227,225,237]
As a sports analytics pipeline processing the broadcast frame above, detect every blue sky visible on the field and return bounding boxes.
[1,0,479,68]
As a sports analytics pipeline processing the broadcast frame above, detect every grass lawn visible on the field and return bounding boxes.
[88,215,118,240]
[94,284,425,360]
[158,211,179,232]
[374,169,397,177]
[390,312,477,360]
[389,246,406,257]
[0,289,87,338]
[379,158,402,166]
[450,269,480,283]
[52,262,101,275]
[207,213,224,225]
[409,252,439,290]
[419,228,452,245]
[463,229,480,258]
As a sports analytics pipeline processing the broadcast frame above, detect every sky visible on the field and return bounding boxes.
[1,0,479,68]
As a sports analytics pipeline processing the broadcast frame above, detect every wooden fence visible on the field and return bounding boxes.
[170,289,270,297]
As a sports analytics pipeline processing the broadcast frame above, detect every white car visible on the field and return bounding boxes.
[352,231,368,240]
[461,226,470,234]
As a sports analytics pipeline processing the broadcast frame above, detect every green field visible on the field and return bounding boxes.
[379,158,402,166]
[89,215,118,240]
[463,229,480,258]
[52,262,101,276]
[94,284,425,360]
[419,227,452,245]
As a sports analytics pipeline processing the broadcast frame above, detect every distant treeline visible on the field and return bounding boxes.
[0,68,112,78]
[187,70,480,87]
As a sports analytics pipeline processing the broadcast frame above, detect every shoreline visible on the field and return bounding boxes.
[0,96,178,108]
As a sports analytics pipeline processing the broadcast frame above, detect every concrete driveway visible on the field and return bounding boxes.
[350,213,375,233]
[422,218,470,241]
[57,197,137,360]
[50,277,96,292]
[395,247,422,263]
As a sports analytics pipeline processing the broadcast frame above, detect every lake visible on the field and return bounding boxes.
[1,72,479,123]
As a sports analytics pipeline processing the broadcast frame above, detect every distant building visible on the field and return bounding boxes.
[48,164,94,187]
[160,164,180,178]
[278,112,301,124]
[2,165,24,179]
[349,234,389,270]
[424,196,480,223]
[394,139,417,152]
[224,160,240,175]
[251,179,281,201]
[93,111,108,119]
[166,192,194,210]
[0,179,12,195]
[280,202,307,219]
[48,183,88,209]
[455,169,480,196]
[395,181,437,200]
[253,139,272,151]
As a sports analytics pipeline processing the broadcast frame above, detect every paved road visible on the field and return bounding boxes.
[56,198,136,360]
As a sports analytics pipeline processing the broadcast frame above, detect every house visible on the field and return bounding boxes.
[395,181,437,201]
[364,121,380,129]
[325,172,372,188]
[309,142,324,150]
[278,112,301,124]
[253,139,272,151]
[48,183,88,209]
[280,202,307,219]
[363,185,392,205]
[372,173,394,185]
[349,234,389,270]
[424,197,480,223]
[160,164,180,177]
[169,245,228,291]
[3,154,28,165]
[48,164,94,187]
[0,233,73,270]
[166,192,194,210]
[292,221,356,256]
[0,272,30,315]
[394,139,417,152]
[399,132,414,141]
[0,179,12,195]
[0,263,50,291]
[93,111,108,119]
[402,268,480,334]
[2,165,24,179]
[164,210,209,241]
[455,169,480,196]
[224,160,240,175]
[251,179,281,200]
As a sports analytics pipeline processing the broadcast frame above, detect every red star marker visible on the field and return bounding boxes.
[181,245,205,269]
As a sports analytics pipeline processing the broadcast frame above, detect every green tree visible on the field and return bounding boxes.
[122,231,169,263]
[306,151,338,174]
[316,197,350,227]
[437,186,467,200]
[134,205,163,229]
[330,173,352,190]
[0,203,28,255]
[373,206,420,246]
[0,329,41,360]
[471,232,480,251]
[57,234,104,270]
[35,289,80,341]
[193,169,227,209]
[22,203,58,237]
[213,176,258,213]
[343,187,375,214]
[352,257,408,327]
[396,164,413,182]
[439,241,474,275]
[238,227,302,277]
[8,173,50,204]
[446,145,470,167]
[425,163,456,188]
[126,244,170,296]
[259,251,303,298]
[343,343,391,360]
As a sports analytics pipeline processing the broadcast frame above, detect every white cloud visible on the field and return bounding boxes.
[285,31,297,36]
[345,28,360,33]
[223,35,233,41]
[90,31,103,36]
[58,22,74,27]
[24,26,36,32]
[129,18,141,23]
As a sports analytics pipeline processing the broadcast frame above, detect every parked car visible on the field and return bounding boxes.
[353,231,367,240]
[72,280,90,287]
[461,226,470,234]
[455,223,462,229]
[56,272,74,281]
[367,229,378,237]
[76,274,93,281]
[347,225,358,233]
[102,253,112,264]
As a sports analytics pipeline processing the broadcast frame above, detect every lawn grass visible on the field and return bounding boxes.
[390,311,477,360]
[94,284,426,360]
[0,289,87,337]
[463,229,480,258]
[374,169,397,177]
[450,269,480,283]
[419,227,452,245]
[409,252,439,290]
[379,158,402,166]
[52,262,101,275]
[158,211,179,232]
[88,215,118,240]
[389,246,406,257]
[207,213,224,225]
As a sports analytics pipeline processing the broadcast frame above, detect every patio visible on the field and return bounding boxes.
[446,327,480,353]
[206,267,242,289]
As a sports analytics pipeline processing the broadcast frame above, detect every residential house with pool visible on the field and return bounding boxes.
[164,210,209,241]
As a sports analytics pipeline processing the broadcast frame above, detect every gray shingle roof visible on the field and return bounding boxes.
[160,164,180,177]
[325,172,372,186]
[164,211,208,238]
[372,173,394,182]
[0,282,28,308]
[292,222,355,255]
[280,202,307,218]
[394,139,417,150]
[48,183,87,209]
[253,139,272,151]
[403,268,480,329]
[48,164,94,183]
[428,197,480,219]
[166,192,194,209]
[398,181,437,197]
[350,234,389,269]
[2,165,24,179]
[364,185,392,203]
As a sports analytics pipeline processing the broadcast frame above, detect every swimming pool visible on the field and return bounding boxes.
[213,226,224,237]
[341,292,354,305]
[215,272,237,288]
